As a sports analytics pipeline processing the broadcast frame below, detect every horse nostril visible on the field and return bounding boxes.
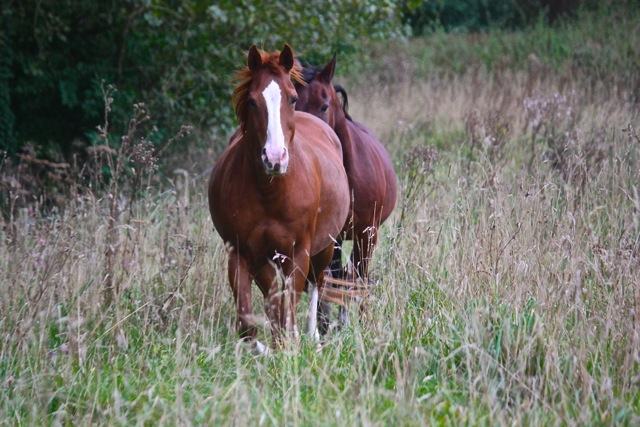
[266,161,273,169]
[274,163,280,173]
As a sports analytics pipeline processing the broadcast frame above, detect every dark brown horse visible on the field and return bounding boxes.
[208,45,350,351]
[295,54,398,330]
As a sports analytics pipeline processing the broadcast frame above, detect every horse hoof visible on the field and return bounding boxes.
[253,340,271,356]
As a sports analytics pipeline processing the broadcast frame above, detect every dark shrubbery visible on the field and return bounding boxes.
[2,0,403,157]
[0,0,403,217]
[402,0,597,34]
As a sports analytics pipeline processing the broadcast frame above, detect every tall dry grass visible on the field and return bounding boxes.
[1,13,640,424]
[341,50,640,424]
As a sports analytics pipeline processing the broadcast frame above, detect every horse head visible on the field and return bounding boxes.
[233,44,303,175]
[295,53,341,129]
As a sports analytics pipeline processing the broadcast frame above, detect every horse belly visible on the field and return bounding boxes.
[347,130,397,230]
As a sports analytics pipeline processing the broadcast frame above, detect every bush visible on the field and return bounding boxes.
[2,0,403,159]
[401,0,589,35]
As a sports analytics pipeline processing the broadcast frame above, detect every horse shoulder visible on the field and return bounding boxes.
[209,145,243,202]
[209,147,259,236]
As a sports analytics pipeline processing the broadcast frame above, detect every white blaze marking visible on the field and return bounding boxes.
[262,80,286,166]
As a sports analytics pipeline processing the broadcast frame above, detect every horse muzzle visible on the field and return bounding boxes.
[262,147,289,175]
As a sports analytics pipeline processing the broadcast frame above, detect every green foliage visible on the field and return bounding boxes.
[0,11,14,149]
[400,0,624,35]
[4,0,403,157]
[354,4,640,96]
[402,0,536,34]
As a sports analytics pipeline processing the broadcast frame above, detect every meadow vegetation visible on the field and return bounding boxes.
[1,6,639,425]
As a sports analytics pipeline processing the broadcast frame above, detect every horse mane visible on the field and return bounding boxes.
[232,48,305,132]
[300,64,321,87]
[333,84,353,122]
[300,64,353,122]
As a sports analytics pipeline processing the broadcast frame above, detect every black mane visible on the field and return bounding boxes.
[300,64,321,86]
[333,84,352,122]
[300,64,353,122]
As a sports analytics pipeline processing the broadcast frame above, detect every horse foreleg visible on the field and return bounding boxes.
[280,249,311,339]
[307,281,319,341]
[309,244,336,338]
[254,264,283,346]
[227,250,257,341]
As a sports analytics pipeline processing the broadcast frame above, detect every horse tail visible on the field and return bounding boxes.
[333,84,353,122]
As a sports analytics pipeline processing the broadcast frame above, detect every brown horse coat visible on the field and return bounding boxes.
[296,54,398,281]
[208,45,350,346]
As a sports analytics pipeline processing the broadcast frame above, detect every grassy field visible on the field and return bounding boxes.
[1,7,640,425]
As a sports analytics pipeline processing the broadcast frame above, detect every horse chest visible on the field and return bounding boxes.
[223,198,311,245]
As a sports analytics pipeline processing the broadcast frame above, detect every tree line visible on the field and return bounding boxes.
[1,0,595,160]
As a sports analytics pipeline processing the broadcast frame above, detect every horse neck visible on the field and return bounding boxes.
[331,100,355,165]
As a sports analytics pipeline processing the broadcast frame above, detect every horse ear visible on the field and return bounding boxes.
[248,45,262,72]
[318,52,337,83]
[279,44,295,72]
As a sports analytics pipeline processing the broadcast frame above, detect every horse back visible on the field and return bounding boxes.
[344,119,398,227]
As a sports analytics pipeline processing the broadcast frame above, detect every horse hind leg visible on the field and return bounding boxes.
[352,225,379,282]
[329,241,344,279]
[316,301,332,337]
[315,240,347,335]
[343,226,379,327]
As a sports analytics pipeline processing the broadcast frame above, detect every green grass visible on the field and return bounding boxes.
[2,7,640,425]
[352,5,640,90]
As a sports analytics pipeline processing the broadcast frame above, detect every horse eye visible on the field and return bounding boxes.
[290,96,298,105]
[248,98,257,108]
[320,104,329,113]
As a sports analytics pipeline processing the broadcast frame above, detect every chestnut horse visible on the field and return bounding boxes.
[208,45,350,350]
[295,54,398,331]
